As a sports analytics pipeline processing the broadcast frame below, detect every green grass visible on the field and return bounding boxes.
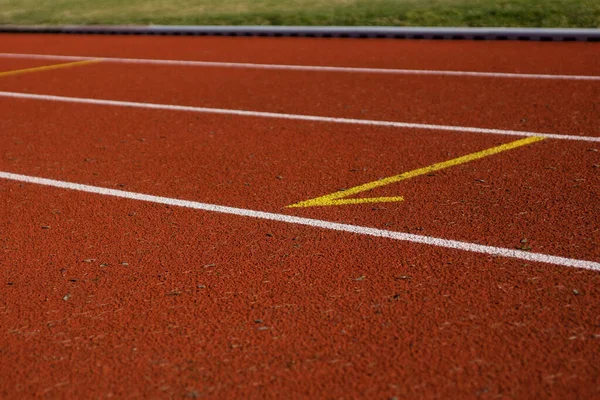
[0,0,599,28]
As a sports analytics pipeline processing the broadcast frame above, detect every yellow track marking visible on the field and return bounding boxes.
[287,136,545,208]
[0,59,102,78]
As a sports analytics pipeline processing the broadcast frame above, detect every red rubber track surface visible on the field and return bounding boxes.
[0,58,79,73]
[1,102,598,259]
[0,35,599,399]
[2,61,599,135]
[1,34,600,74]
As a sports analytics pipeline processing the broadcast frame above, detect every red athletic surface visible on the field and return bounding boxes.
[0,35,599,398]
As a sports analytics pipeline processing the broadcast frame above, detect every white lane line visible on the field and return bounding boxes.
[1,52,599,81]
[1,170,598,272]
[1,91,599,143]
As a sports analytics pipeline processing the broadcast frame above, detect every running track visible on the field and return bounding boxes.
[0,35,599,398]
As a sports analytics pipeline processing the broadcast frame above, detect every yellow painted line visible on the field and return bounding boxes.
[0,59,102,78]
[287,136,545,208]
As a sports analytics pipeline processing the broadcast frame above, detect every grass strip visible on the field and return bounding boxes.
[0,0,599,28]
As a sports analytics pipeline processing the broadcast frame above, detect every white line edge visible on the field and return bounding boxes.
[1,171,598,272]
[1,91,598,142]
[1,52,599,81]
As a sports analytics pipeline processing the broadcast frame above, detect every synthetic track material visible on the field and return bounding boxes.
[2,170,598,271]
[1,90,598,142]
[0,35,598,399]
[2,52,600,81]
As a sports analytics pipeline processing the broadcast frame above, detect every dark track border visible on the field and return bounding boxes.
[0,25,599,41]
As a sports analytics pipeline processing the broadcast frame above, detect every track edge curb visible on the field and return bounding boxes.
[0,25,599,41]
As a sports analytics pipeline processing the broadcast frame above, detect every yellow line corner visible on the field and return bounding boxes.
[287,136,544,208]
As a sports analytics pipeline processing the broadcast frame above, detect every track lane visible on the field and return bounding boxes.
[0,62,598,137]
[1,180,599,399]
[0,35,599,75]
[1,101,598,262]
[3,52,600,81]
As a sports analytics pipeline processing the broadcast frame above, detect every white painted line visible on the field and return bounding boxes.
[1,52,599,81]
[1,91,599,142]
[1,170,598,271]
